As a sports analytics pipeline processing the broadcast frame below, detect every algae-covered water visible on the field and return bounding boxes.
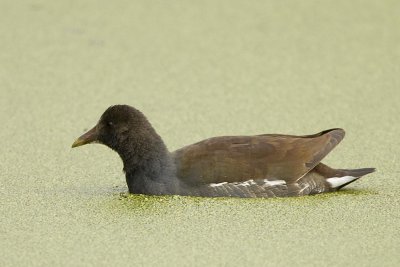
[1,1,399,266]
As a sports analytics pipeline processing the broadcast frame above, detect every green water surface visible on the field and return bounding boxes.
[1,1,399,266]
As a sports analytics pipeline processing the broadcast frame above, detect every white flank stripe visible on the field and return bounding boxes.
[326,176,357,188]
[263,179,286,186]
[209,182,228,187]
[210,179,286,188]
[235,179,257,187]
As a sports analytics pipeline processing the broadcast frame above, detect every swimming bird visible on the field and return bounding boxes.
[72,105,375,198]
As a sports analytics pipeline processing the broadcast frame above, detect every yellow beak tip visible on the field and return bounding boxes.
[71,139,83,148]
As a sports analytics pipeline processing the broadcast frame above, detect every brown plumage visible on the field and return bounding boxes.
[72,105,375,198]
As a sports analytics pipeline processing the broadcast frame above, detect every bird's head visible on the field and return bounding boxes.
[72,105,151,152]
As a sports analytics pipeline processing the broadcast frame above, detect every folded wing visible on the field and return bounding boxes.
[172,128,345,185]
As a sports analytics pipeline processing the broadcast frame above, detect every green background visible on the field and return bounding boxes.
[1,1,399,266]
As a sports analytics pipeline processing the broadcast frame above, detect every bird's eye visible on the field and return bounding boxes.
[107,121,114,127]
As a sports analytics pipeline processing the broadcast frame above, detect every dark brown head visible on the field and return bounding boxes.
[72,105,158,153]
[72,105,172,193]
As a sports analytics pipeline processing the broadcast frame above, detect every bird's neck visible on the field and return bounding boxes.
[118,133,172,194]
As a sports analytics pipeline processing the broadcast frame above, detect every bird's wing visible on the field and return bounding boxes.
[172,128,345,185]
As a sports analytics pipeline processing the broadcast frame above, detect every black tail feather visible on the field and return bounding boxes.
[341,168,376,177]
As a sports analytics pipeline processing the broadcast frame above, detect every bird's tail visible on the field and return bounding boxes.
[326,167,376,190]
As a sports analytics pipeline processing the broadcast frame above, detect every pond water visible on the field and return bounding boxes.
[1,1,399,266]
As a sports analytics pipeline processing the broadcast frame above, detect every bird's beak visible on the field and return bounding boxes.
[71,125,99,148]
